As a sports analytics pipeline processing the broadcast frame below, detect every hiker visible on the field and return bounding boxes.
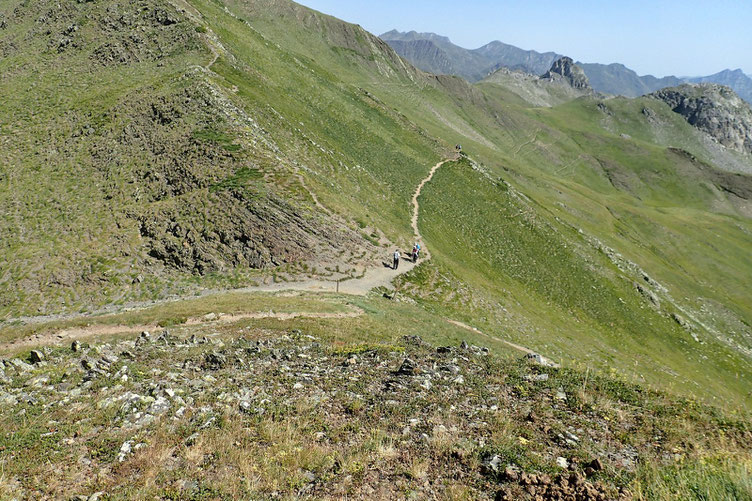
[412,244,419,263]
[393,249,400,270]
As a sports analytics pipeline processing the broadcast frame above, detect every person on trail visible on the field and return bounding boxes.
[393,250,400,270]
[412,245,419,263]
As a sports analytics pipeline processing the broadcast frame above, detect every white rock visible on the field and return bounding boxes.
[118,441,133,462]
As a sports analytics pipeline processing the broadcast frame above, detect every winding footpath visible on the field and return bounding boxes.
[0,157,452,335]
[1,154,552,362]
[410,158,452,258]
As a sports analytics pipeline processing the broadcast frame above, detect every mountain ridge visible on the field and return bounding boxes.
[381,29,752,103]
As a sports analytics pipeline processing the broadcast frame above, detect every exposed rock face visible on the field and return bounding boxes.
[541,57,592,90]
[651,84,752,155]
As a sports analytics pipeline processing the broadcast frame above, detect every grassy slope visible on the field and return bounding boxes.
[0,0,751,497]
[0,0,206,312]
[204,0,752,410]
[412,158,750,409]
[191,8,441,241]
[0,0,441,316]
[2,0,749,407]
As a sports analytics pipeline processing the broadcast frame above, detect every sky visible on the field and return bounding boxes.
[296,0,752,77]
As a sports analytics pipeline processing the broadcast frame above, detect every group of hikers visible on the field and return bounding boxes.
[392,242,421,270]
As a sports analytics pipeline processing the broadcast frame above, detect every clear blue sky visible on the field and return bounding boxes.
[296,0,751,77]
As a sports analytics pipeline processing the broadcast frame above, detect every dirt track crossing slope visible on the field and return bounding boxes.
[410,158,454,259]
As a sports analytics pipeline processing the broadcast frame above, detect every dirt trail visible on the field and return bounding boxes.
[2,156,455,350]
[447,319,559,366]
[513,128,540,157]
[2,308,365,351]
[411,158,453,258]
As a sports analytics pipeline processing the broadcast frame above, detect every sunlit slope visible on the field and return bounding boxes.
[408,158,750,408]
[1,0,750,410]
[205,0,752,408]
[0,0,445,316]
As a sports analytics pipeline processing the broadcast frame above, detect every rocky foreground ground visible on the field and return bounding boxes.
[0,322,749,499]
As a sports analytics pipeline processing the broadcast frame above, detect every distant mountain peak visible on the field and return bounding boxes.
[688,69,752,104]
[381,29,751,104]
[381,30,562,82]
[380,30,452,45]
[542,57,592,90]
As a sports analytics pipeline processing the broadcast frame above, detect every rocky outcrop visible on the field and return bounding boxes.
[483,66,591,107]
[651,84,752,155]
[688,69,752,105]
[541,57,592,90]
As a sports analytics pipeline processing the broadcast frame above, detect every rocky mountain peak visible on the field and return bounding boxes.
[651,83,752,155]
[541,57,592,90]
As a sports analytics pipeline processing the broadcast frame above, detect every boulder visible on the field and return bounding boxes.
[397,358,417,375]
[29,350,45,364]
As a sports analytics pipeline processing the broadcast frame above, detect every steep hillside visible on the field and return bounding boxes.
[0,0,388,316]
[2,0,751,408]
[0,0,447,317]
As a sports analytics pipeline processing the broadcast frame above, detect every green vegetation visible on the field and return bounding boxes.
[0,294,749,499]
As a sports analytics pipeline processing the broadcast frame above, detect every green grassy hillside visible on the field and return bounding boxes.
[191,0,752,409]
[2,0,751,406]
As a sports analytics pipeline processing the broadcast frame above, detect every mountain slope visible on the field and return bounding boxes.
[651,83,752,155]
[150,0,752,413]
[3,0,752,410]
[0,0,438,315]
[578,62,683,97]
